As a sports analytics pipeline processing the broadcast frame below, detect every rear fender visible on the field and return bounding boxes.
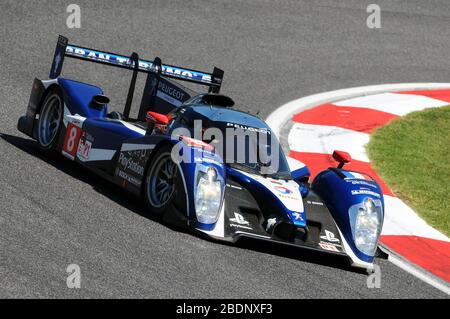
[58,78,107,119]
[18,78,106,140]
[17,78,59,138]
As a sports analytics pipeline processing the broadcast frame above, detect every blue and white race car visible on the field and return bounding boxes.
[18,36,385,270]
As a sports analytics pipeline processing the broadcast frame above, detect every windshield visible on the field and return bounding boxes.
[217,130,291,179]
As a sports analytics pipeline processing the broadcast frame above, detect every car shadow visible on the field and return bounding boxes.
[0,132,163,223]
[1,132,367,274]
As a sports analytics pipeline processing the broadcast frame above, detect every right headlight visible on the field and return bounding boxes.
[350,197,383,256]
[195,167,223,225]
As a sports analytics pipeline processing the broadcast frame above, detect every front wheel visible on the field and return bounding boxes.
[37,88,64,151]
[144,145,180,215]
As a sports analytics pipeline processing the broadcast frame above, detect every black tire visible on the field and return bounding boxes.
[144,145,181,215]
[37,87,64,151]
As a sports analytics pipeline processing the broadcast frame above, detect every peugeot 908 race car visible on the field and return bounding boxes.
[17,36,385,270]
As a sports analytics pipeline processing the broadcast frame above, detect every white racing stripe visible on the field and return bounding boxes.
[286,156,306,171]
[288,123,370,162]
[334,93,449,116]
[41,79,59,89]
[121,143,155,152]
[197,202,225,238]
[336,226,373,270]
[156,90,183,107]
[78,149,116,162]
[118,120,146,135]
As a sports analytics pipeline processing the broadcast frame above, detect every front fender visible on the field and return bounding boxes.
[172,142,226,229]
[312,169,384,267]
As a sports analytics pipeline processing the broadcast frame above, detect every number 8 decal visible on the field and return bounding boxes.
[63,123,82,157]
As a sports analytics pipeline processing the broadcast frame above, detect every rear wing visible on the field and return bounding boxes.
[50,35,224,119]
[50,35,224,92]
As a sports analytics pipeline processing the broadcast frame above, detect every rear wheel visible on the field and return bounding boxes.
[144,145,180,215]
[37,88,64,151]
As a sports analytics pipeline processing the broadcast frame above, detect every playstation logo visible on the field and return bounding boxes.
[320,230,340,243]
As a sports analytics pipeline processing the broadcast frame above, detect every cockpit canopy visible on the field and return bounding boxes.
[169,102,291,179]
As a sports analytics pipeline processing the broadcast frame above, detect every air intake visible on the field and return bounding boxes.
[198,94,235,108]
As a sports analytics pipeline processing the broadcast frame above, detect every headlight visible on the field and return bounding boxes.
[351,198,382,256]
[195,167,223,224]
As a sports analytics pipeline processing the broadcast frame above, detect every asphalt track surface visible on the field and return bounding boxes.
[1,0,449,298]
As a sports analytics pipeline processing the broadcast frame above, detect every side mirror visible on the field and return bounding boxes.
[90,95,110,109]
[146,111,170,125]
[146,111,173,135]
[332,150,351,169]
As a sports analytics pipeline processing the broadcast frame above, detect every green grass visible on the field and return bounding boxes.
[367,105,450,237]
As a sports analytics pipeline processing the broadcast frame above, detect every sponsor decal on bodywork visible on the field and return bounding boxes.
[76,132,94,160]
[351,189,381,198]
[346,180,377,188]
[342,171,373,181]
[226,123,271,135]
[273,186,292,195]
[65,46,213,84]
[239,171,306,226]
[226,183,243,191]
[320,230,340,244]
[229,212,252,230]
[115,144,154,187]
[318,230,342,252]
[117,170,141,187]
[265,218,277,232]
[319,242,340,252]
[156,80,187,107]
[118,152,145,176]
[290,212,304,222]
[306,200,324,206]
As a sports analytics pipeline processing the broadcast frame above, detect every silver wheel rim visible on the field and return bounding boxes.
[147,153,178,208]
[38,94,62,147]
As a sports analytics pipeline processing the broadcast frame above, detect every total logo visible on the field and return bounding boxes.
[274,186,293,195]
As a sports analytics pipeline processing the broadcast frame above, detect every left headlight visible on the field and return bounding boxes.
[195,167,223,224]
[351,197,383,256]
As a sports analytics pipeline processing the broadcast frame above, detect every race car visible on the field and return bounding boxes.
[17,36,385,270]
